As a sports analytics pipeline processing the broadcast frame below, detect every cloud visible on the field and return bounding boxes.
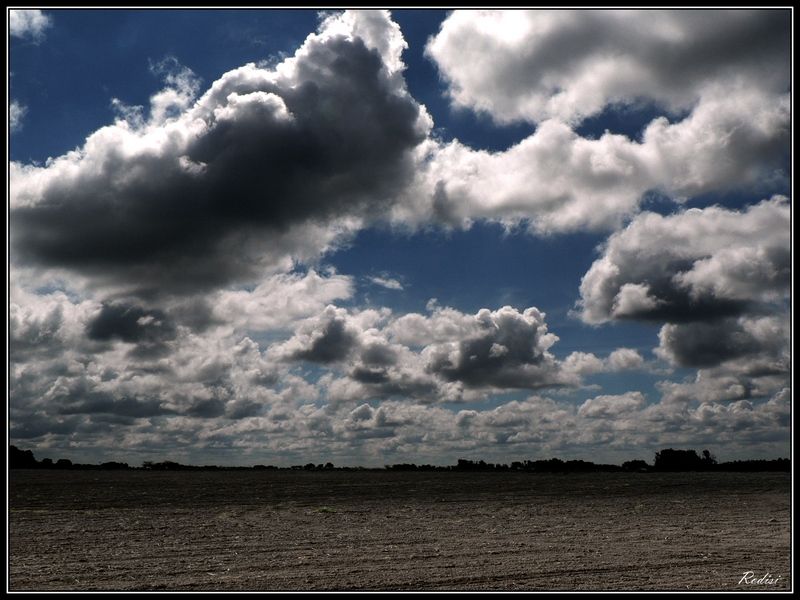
[9,303,790,464]
[575,198,790,405]
[653,313,789,410]
[10,9,52,42]
[10,100,27,132]
[274,303,645,402]
[562,348,645,377]
[578,392,645,418]
[656,316,789,370]
[398,11,790,234]
[422,306,563,389]
[271,305,388,365]
[606,348,645,371]
[369,275,404,290]
[9,287,99,363]
[426,10,789,124]
[86,302,178,359]
[277,306,363,364]
[577,198,790,325]
[10,10,431,297]
[399,86,789,234]
[211,269,353,333]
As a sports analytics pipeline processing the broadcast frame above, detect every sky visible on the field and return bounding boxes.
[8,9,792,467]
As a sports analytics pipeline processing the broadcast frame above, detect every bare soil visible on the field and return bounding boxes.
[8,470,791,591]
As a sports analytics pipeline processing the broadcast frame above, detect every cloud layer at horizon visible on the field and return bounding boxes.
[9,9,791,465]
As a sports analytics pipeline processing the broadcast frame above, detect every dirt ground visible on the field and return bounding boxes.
[8,470,791,591]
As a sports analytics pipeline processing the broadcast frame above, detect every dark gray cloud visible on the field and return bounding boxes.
[86,302,177,359]
[658,320,760,368]
[10,415,82,440]
[359,342,398,367]
[87,302,175,343]
[10,12,428,297]
[289,313,360,364]
[424,307,563,389]
[657,316,789,370]
[186,398,227,418]
[58,395,173,418]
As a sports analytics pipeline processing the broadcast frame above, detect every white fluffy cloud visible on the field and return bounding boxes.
[368,275,404,290]
[212,270,353,333]
[578,198,790,325]
[578,392,645,418]
[10,100,27,132]
[404,10,790,234]
[10,9,52,41]
[427,10,789,124]
[399,86,788,234]
[575,198,790,406]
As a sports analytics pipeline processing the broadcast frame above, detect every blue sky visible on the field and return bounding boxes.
[9,9,791,466]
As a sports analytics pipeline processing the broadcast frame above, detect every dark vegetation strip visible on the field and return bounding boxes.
[8,445,790,473]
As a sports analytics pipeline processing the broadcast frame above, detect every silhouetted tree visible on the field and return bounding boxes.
[55,458,73,469]
[9,446,39,469]
[100,461,130,470]
[654,448,705,471]
[622,459,649,472]
[701,449,717,467]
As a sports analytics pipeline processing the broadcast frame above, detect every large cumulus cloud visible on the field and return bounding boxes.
[396,10,791,234]
[577,198,790,325]
[398,84,789,234]
[426,10,789,124]
[10,10,431,297]
[576,198,790,404]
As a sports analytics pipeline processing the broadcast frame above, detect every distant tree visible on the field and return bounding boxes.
[9,446,39,469]
[100,461,130,470]
[324,462,334,470]
[303,462,316,471]
[622,459,649,472]
[654,448,705,471]
[147,461,183,470]
[55,458,73,469]
[40,458,54,468]
[701,449,717,467]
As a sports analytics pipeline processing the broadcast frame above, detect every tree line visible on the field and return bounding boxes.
[9,445,790,472]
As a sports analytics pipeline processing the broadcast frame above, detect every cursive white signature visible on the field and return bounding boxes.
[738,571,782,585]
